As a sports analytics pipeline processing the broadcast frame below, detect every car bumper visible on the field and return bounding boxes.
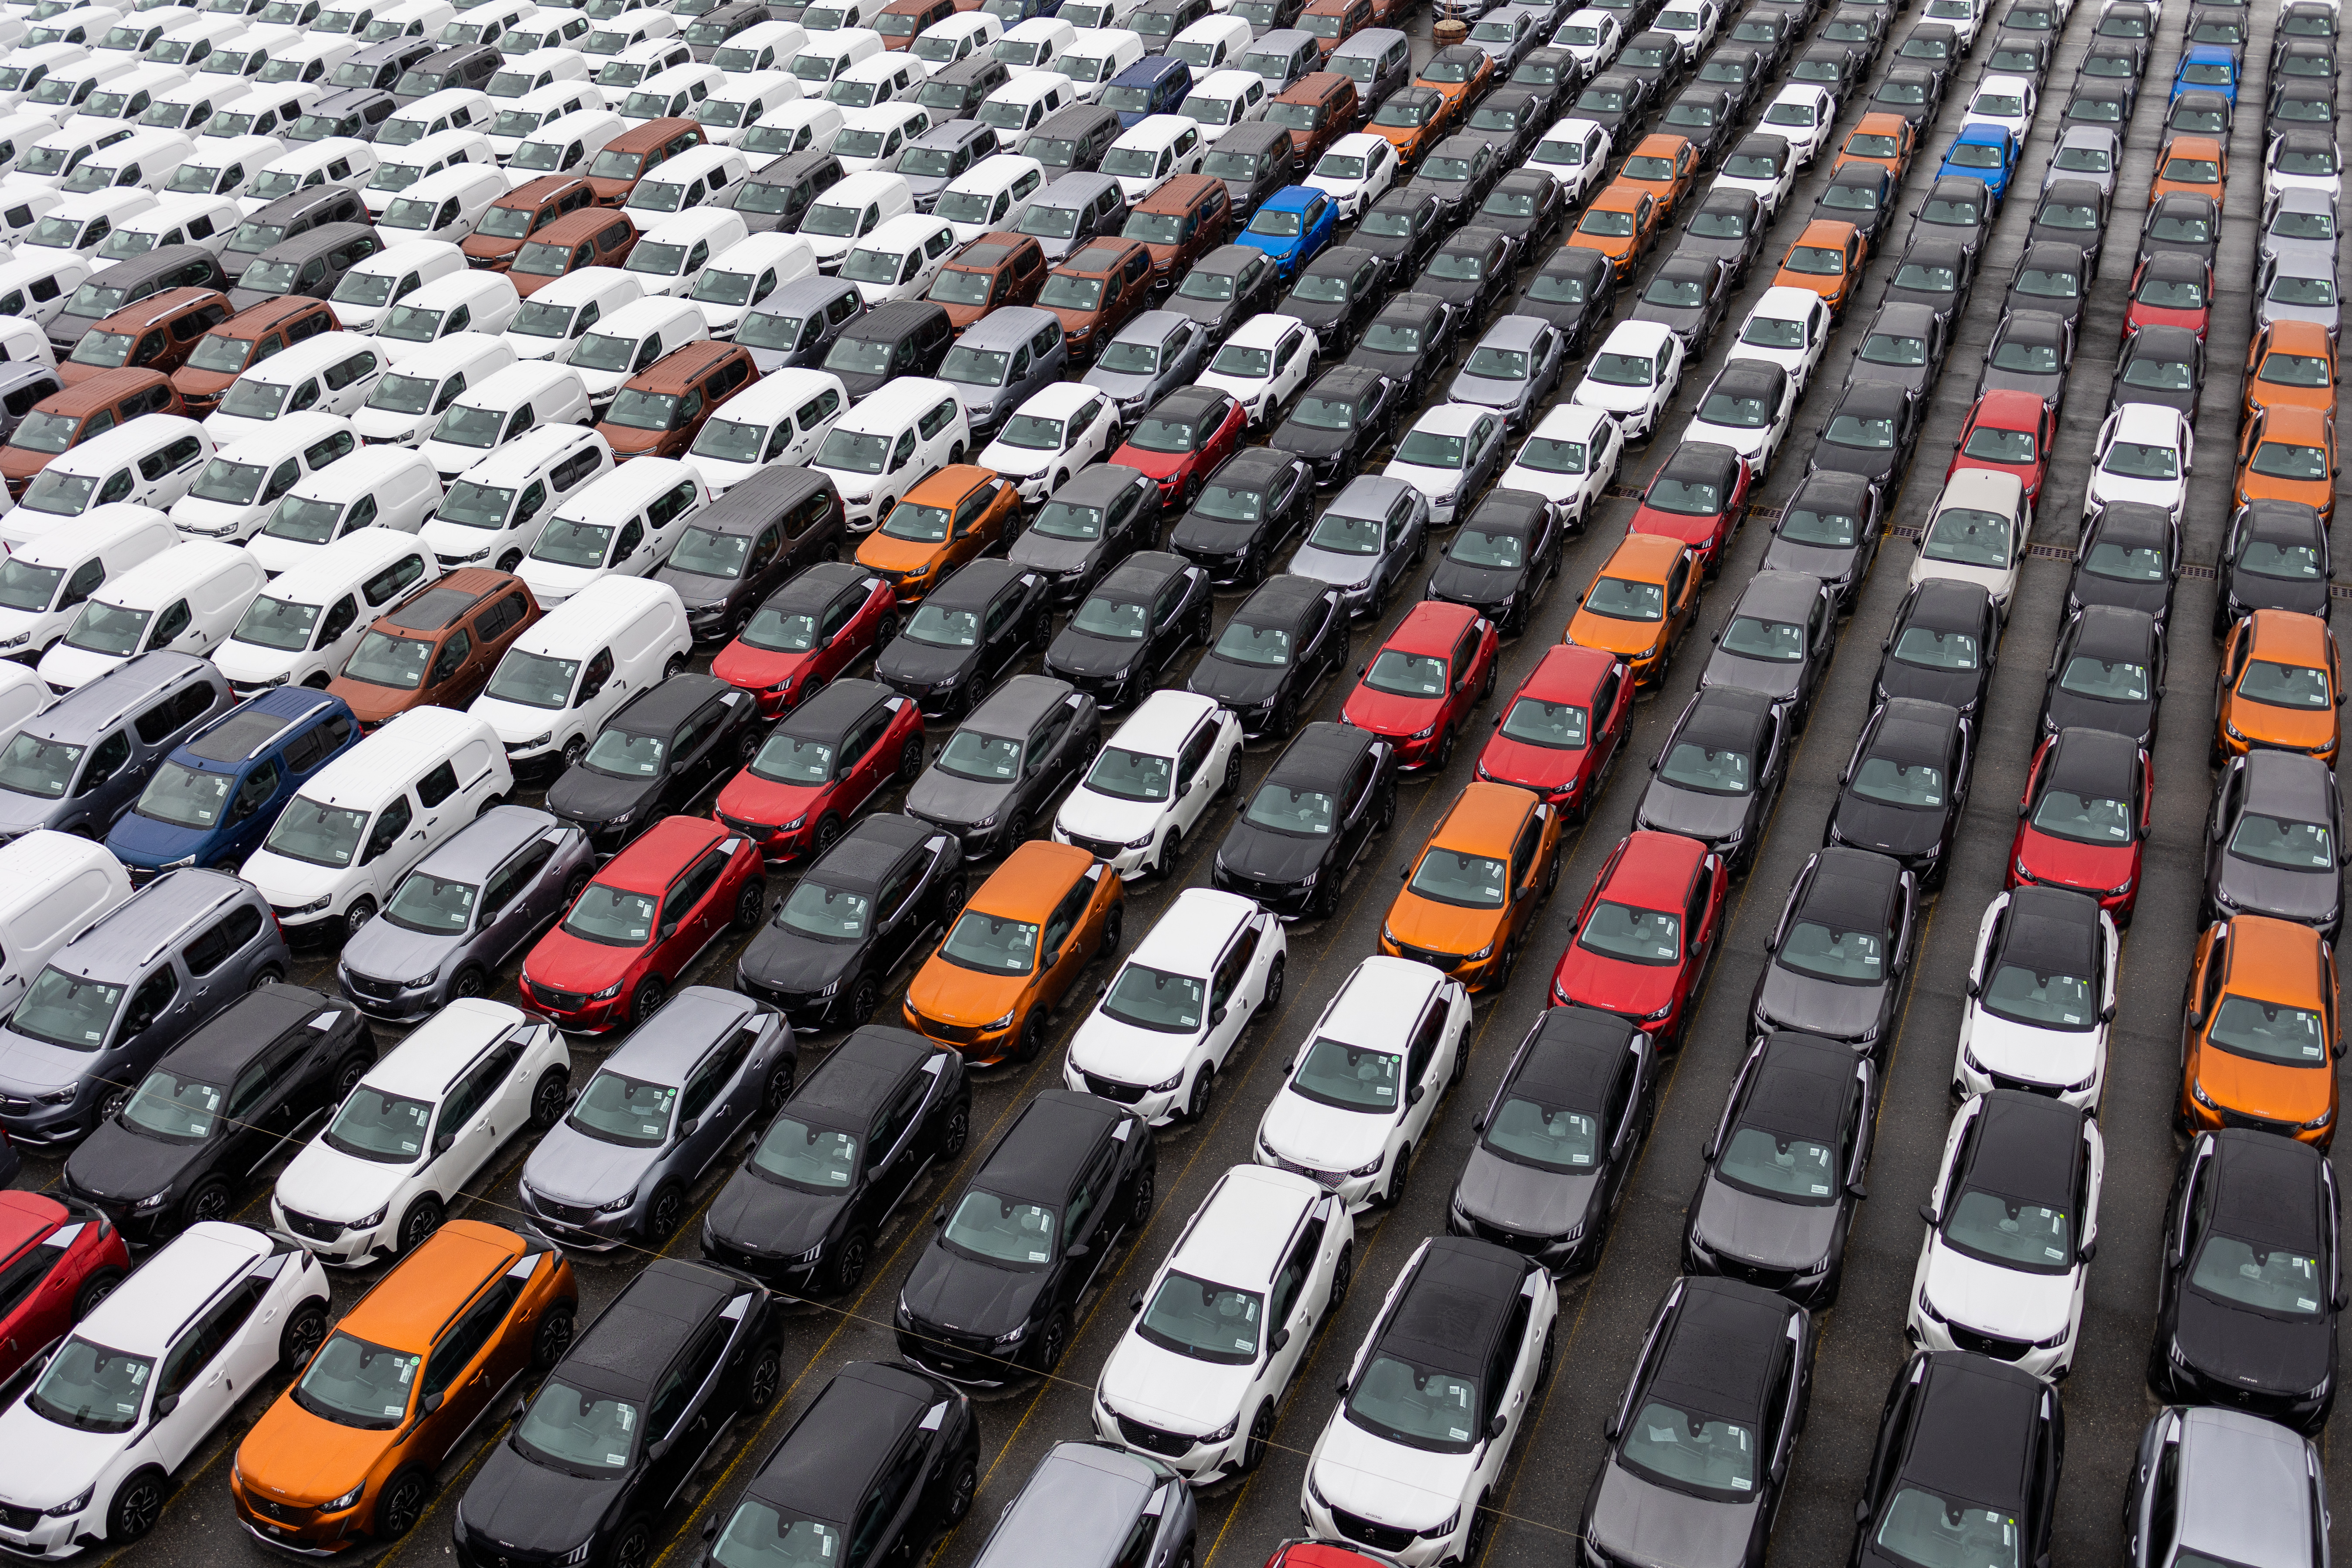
[1210,862,1317,917]
[1092,1394,1244,1482]
[338,967,448,1022]
[0,1510,98,1559]
[2178,1095,2331,1146]
[269,904,351,948]
[1299,1490,1461,1567]
[517,1189,638,1251]
[1171,543,1256,587]
[1680,1229,1834,1305]
[896,1328,1026,1386]
[1254,1147,1380,1213]
[271,1200,396,1267]
[516,976,631,1035]
[1063,1060,1182,1125]
[1447,1200,1593,1275]
[1380,934,1503,989]
[715,813,818,863]
[701,1227,827,1295]
[738,975,849,1034]
[232,1481,373,1557]
[903,1001,1021,1065]
[1052,826,1152,880]
[1953,1047,2097,1111]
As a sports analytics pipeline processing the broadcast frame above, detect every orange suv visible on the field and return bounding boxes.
[2243,320,2336,425]
[2235,405,2337,523]
[1772,218,1867,316]
[2215,608,2342,769]
[903,839,1124,1066]
[1834,112,1917,180]
[1565,532,1700,690]
[853,464,1019,608]
[2151,134,2226,202]
[2180,915,2340,1146]
[1565,184,1657,280]
[1379,780,1561,991]
[1615,133,1698,223]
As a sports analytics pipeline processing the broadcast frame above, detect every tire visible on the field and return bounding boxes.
[1152,826,1181,881]
[72,1268,121,1319]
[1432,726,1454,771]
[607,1516,656,1568]
[1479,657,1496,700]
[948,444,965,466]
[942,872,968,916]
[342,898,376,941]
[629,975,667,1027]
[331,1045,374,1100]
[106,1469,166,1547]
[1127,1161,1155,1227]
[302,672,331,690]
[1241,1401,1275,1473]
[1327,1242,1353,1315]
[1489,938,1516,993]
[561,735,587,768]
[1374,777,1398,833]
[183,1179,233,1232]
[1534,1323,1556,1389]
[497,549,524,573]
[395,1196,442,1256]
[1272,692,1297,737]
[1016,1009,1050,1063]
[450,965,487,1002]
[531,1302,576,1369]
[850,972,881,1025]
[943,1094,970,1156]
[97,1082,130,1125]
[897,741,922,786]
[1183,1063,1214,1123]
[813,814,846,856]
[476,793,507,819]
[1033,1311,1071,1374]
[644,1184,685,1242]
[876,611,900,647]
[374,1469,430,1541]
[762,1059,795,1114]
[1259,954,1285,1017]
[1098,903,1123,958]
[1381,1144,1411,1209]
[1005,806,1030,849]
[528,1067,570,1130]
[248,965,284,992]
[665,653,690,680]
[279,1298,328,1371]
[733,879,766,931]
[1462,1491,1495,1566]
[944,1457,978,1526]
[1220,750,1241,796]
[828,1231,871,1296]
[745,1340,784,1410]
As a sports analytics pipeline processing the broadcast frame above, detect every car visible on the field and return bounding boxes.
[0,1190,132,1390]
[2007,723,2150,922]
[2066,500,2178,634]
[1910,174,1991,260]
[1866,61,1940,129]
[1757,471,1879,616]
[1415,226,1519,333]
[1756,83,1834,167]
[1850,1351,2061,1568]
[2124,1405,2330,1568]
[1011,464,1162,608]
[711,678,925,866]
[1186,574,1351,739]
[2137,191,2220,274]
[1676,189,1764,286]
[1627,252,1731,356]
[101,689,360,885]
[1472,167,1564,255]
[2026,178,2108,273]
[1953,884,2117,1108]
[1824,696,1970,886]
[978,385,1123,505]
[1997,240,2089,338]
[1287,471,1432,614]
[1346,290,1456,401]
[710,560,900,722]
[1379,779,1559,991]
[1166,448,1314,586]
[2243,318,2338,430]
[1402,132,1502,223]
[1568,531,1700,693]
[1628,440,1749,577]
[542,673,765,853]
[2258,192,2340,307]
[1303,132,1401,221]
[1611,28,1684,98]
[1083,309,1213,426]
[1043,549,1212,710]
[1682,361,1791,484]
[1497,402,1622,534]
[1164,241,1282,340]
[897,1087,1153,1379]
[1723,285,1832,394]
[1844,300,1948,406]
[1563,183,1655,281]
[1265,364,1400,492]
[1551,829,1727,1044]
[2089,400,2193,521]
[1568,317,1684,444]
[2265,128,2342,204]
[2043,123,2120,197]
[1691,45,1767,118]
[1349,188,1448,278]
[1233,183,1334,282]
[2205,747,2343,937]
[1052,685,1243,882]
[1808,378,1921,496]
[1276,247,1387,356]
[2037,603,2162,747]
[1445,314,1564,438]
[1698,571,1833,731]
[1813,160,1896,250]
[1113,390,1255,518]
[1877,234,1975,330]
[1683,1030,1875,1302]
[1714,132,1796,215]
[1475,643,1630,816]
[1425,488,1559,636]
[2236,405,2337,525]
[1189,318,1306,429]
[2179,914,2340,1147]
[1976,307,2072,413]
[1876,579,1999,720]
[1945,389,2053,512]
[874,558,1054,721]
[2216,498,2332,637]
[1936,121,2017,204]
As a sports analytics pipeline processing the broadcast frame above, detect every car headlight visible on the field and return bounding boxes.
[447,544,494,564]
[2225,721,2247,742]
[597,1189,637,1213]
[44,1487,93,1519]
[1308,1473,1333,1509]
[983,1010,1017,1031]
[286,894,333,915]
[1916,1294,1946,1324]
[2103,878,2133,896]
[518,732,552,750]
[2191,1080,2217,1109]
[1408,725,1436,740]
[2028,1324,2070,1350]
[353,1205,388,1230]
[132,1189,171,1213]
[1423,1509,1462,1540]
[971,812,997,830]
[1432,490,1458,506]
[607,806,637,828]
[1634,643,1660,661]
[1643,1002,1673,1021]
[990,1324,1027,1349]
[2015,854,2032,880]
[782,816,808,831]
[588,980,625,1000]
[1201,1415,1239,1445]
[323,1483,365,1513]
[1347,1153,1386,1178]
[0,632,24,649]
[37,1086,78,1104]
[1466,942,1493,961]
[1145,1070,1184,1092]
[1123,832,1154,850]
[2303,1108,2333,1130]
[405,971,439,989]
[793,1242,824,1265]
[813,979,839,999]
[556,1543,594,1567]
[935,671,960,689]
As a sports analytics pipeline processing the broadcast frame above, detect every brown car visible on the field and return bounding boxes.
[0,370,184,500]
[585,117,706,205]
[461,175,600,271]
[596,339,759,460]
[171,296,340,416]
[875,0,954,46]
[1268,71,1358,170]
[1120,173,1229,289]
[1299,0,1373,57]
[508,208,639,296]
[328,569,541,728]
[924,231,1046,328]
[1037,237,1154,361]
[59,287,233,385]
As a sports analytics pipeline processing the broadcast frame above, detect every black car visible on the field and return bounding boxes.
[1509,45,1583,115]
[1974,307,2072,413]
[1472,170,1564,251]
[731,148,846,233]
[1761,470,1881,614]
[1210,719,1394,916]
[2027,178,2108,269]
[1447,1004,1657,1274]
[1659,85,1735,163]
[1267,363,1400,490]
[1984,31,2050,77]
[1426,488,1559,635]
[2001,240,2088,333]
[1824,698,1970,885]
[703,1025,969,1293]
[1748,845,1916,1053]
[1162,449,1311,590]
[2069,499,2179,629]
[2137,191,2220,270]
[896,1088,1153,1381]
[1812,161,1895,245]
[2106,322,2204,421]
[1635,686,1788,875]
[2168,88,2231,136]
[1568,70,1651,139]
[1188,575,1350,738]
[1867,62,1942,129]
[2097,0,2156,40]
[545,673,763,851]
[1726,10,1792,68]
[61,984,372,1245]
[1909,179,1990,263]
[1008,464,1159,608]
[1677,187,1763,283]
[2079,38,2146,79]
[1581,1276,1813,1568]
[1850,1352,2060,1568]
[1043,550,1211,709]
[821,300,954,399]
[901,674,1099,856]
[1880,234,1975,327]
[1789,40,1860,96]
[1683,1031,1876,1304]
[1698,567,1834,726]
[1517,245,1615,351]
[1844,300,1946,402]
[1876,581,1998,718]
[1404,133,1503,223]
[1694,44,1767,116]
[2266,83,2337,140]
[1806,380,1920,494]
[735,814,968,1031]
[1278,245,1390,351]
[874,558,1052,720]
[1466,86,1549,164]
[1349,187,1447,275]
[1821,5,1886,62]
[2037,603,2162,747]
[655,468,845,642]
[2216,498,2331,634]
[2205,749,2344,936]
[1166,242,1281,340]
[1628,252,1731,355]
[1894,20,1958,76]
[454,1261,781,1568]
[1415,227,1517,332]
[1613,29,1685,95]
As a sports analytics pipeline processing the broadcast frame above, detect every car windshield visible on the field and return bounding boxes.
[263,799,370,867]
[1127,412,1202,453]
[1981,954,2096,1030]
[1345,1350,1482,1453]
[1944,1187,2072,1274]
[1514,435,1585,474]
[1313,152,1367,181]
[748,1114,859,1193]
[1718,1122,1838,1203]
[2267,274,2336,307]
[1099,960,1203,1034]
[1408,849,1506,909]
[2238,654,2335,709]
[1244,782,1332,835]
[1214,620,1290,667]
[1990,336,2059,373]
[1618,1401,1759,1498]
[2207,995,2328,1066]
[531,518,617,569]
[1872,1490,2022,1568]
[751,734,834,786]
[944,1190,1056,1266]
[904,604,979,648]
[2054,146,2111,173]
[28,1339,153,1435]
[1579,900,1680,963]
[1365,649,1444,696]
[1588,351,1654,387]
[2190,1234,2326,1316]
[941,907,1038,974]
[1645,476,1721,515]
[1720,615,1805,663]
[1448,528,1522,569]
[384,870,479,935]
[516,1381,640,1474]
[323,1086,434,1162]
[344,629,438,689]
[133,760,239,830]
[114,1065,225,1142]
[2059,653,2149,702]
[1137,1269,1262,1364]
[1085,745,1171,804]
[2252,440,2330,482]
[567,1068,678,1148]
[1776,500,1859,546]
[1585,575,1664,620]
[1577,207,1636,238]
[2227,811,2332,871]
[291,1333,420,1429]
[770,875,867,941]
[585,727,666,779]
[1923,507,2011,566]
[562,884,657,946]
[1852,750,1945,806]
[2258,353,2331,389]
[1307,510,1382,553]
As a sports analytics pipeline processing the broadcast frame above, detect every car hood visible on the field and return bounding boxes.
[1759,536,1860,589]
[705,1164,849,1258]
[239,1401,405,1509]
[658,567,744,617]
[1449,370,1530,411]
[463,1444,626,1555]
[1921,1240,2075,1339]
[903,767,1014,829]
[737,927,863,995]
[1585,1457,1764,1568]
[2176,1284,2334,1396]
[1289,540,1380,588]
[64,1121,206,1204]
[243,848,349,908]
[1192,658,1286,710]
[1259,1087,1391,1172]
[2042,689,2153,746]
[2194,1040,2330,1126]
[277,1136,416,1225]
[1057,787,1167,848]
[1311,1416,1479,1534]
[1701,649,1800,703]
[544,766,661,828]
[0,1029,98,1099]
[1966,1009,2100,1087]
[1007,531,1108,578]
[1572,379,1651,415]
[1067,1009,1195,1087]
[876,635,982,692]
[1100,1335,1258,1437]
[898,1243,1049,1339]
[1082,366,1162,400]
[1833,796,1944,860]
[1348,344,1418,383]
[1049,628,1145,680]
[0,1402,135,1507]
[32,644,127,693]
[1756,965,1888,1042]
[1272,423,1353,461]
[1218,821,1327,884]
[2216,857,2340,925]
[1978,367,2061,406]
[1690,1176,1841,1271]
[1452,1143,1598,1241]
[341,919,462,988]
[102,808,211,869]
[905,960,1027,1030]
[1635,779,1749,843]
[522,1123,655,1208]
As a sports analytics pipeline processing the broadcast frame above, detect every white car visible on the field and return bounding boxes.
[1920,0,1984,47]
[1526,114,1609,204]
[933,151,1044,244]
[1300,1234,1557,1567]
[1962,72,2036,145]
[979,380,1121,502]
[1498,400,1621,530]
[0,1223,331,1560]
[1952,886,2118,1110]
[1684,358,1790,477]
[1908,1092,2103,1380]
[272,998,572,1265]
[1551,7,1620,73]
[1178,67,1265,143]
[2264,133,2343,205]
[1715,130,1796,215]
[838,210,953,305]
[1101,112,1204,203]
[1092,1164,1350,1481]
[1723,284,1831,392]
[1757,85,1834,167]
[518,457,705,607]
[2086,402,2192,518]
[1302,131,1396,222]
[1196,310,1315,425]
[1384,401,1507,525]
[1054,690,1243,883]
[1063,885,1280,1125]
[1908,467,2030,617]
[1650,0,1716,59]
[1254,955,1469,1212]
[1568,318,1684,442]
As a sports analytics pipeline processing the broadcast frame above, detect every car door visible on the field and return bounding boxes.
[411,1271,522,1462]
[476,837,559,968]
[1056,1140,1117,1302]
[222,1030,310,1178]
[148,1271,268,1469]
[860,1064,934,1221]
[1261,1208,1320,1393]
[177,901,263,1024]
[1398,994,1445,1144]
[661,702,724,811]
[1169,719,1221,837]
[657,847,730,974]
[1035,876,1092,1009]
[433,1036,520,1193]
[675,1024,756,1179]
[644,1312,734,1507]
[1202,915,1258,1066]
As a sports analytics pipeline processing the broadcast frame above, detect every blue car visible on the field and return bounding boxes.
[1235,185,1336,282]
[1936,123,2018,206]
[2170,43,2237,104]
[105,688,361,883]
[1104,56,1190,127]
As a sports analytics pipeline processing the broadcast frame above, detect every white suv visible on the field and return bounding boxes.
[1054,689,1244,882]
[1952,886,2117,1109]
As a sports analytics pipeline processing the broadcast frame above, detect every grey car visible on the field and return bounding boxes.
[2257,252,2340,338]
[2205,747,2343,939]
[1698,569,1834,727]
[1843,300,1946,402]
[2259,185,2339,283]
[2042,123,2120,196]
[739,275,865,373]
[337,805,597,1023]
[1635,685,1787,874]
[903,674,1102,857]
[1007,463,1160,607]
[0,653,231,845]
[2124,1408,2329,1568]
[1082,308,1210,425]
[968,1445,1195,1568]
[1974,307,2072,412]
[939,306,1068,440]
[896,119,1001,210]
[1445,313,1565,436]
[1016,171,1128,262]
[1285,472,1428,618]
[1676,188,1766,283]
[0,869,290,1146]
[1629,251,1733,355]
[0,361,61,444]
[1747,845,1915,1051]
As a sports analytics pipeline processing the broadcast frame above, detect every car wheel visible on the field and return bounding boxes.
[733,879,766,931]
[1327,1241,1353,1314]
[1033,1311,1071,1374]
[342,898,376,941]
[942,1094,970,1157]
[1127,1162,1155,1227]
[528,1066,570,1129]
[1258,954,1286,1019]
[762,1059,794,1113]
[1220,749,1241,796]
[531,1302,576,1369]
[1241,1401,1275,1473]
[665,653,690,680]
[1184,1063,1213,1123]
[1382,1144,1411,1208]
[561,735,587,768]
[828,1232,871,1296]
[1375,778,1398,832]
[396,1196,443,1256]
[248,964,285,992]
[1462,1490,1495,1566]
[1016,1009,1050,1063]
[850,973,880,1025]
[1432,726,1455,770]
[876,611,900,647]
[896,740,922,785]
[450,965,487,1001]
[106,1469,166,1546]
[811,812,848,858]
[607,1516,656,1568]
[1272,692,1297,737]
[1098,903,1124,958]
[944,1457,979,1526]
[746,1340,784,1410]
[644,1184,684,1242]
[97,1081,131,1124]
[1150,825,1181,882]
[278,1298,329,1371]
[1534,1323,1556,1389]
[630,976,667,1026]
[73,1268,121,1318]
[184,1179,233,1231]
[374,1469,430,1541]
[942,872,968,916]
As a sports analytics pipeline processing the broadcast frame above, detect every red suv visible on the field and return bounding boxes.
[711,562,901,719]
[1476,643,1633,817]
[1946,388,2055,503]
[0,1192,131,1385]
[713,676,926,862]
[1339,600,1499,772]
[1110,385,1249,511]
[1549,830,1727,1048]
[2006,727,2151,924]
[1627,441,1752,576]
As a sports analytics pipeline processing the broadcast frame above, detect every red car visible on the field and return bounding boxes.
[1261,1544,1402,1568]
[1109,385,1249,511]
[1627,441,1751,575]
[1340,600,1499,771]
[0,1192,130,1385]
[519,815,767,1032]
[712,676,925,862]
[1549,829,1726,1046]
[711,561,900,719]
[1946,388,2055,504]
[2124,253,2213,341]
[2007,726,2150,924]
[1475,643,1633,817]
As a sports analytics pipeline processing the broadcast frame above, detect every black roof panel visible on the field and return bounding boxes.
[976,1090,1124,1203]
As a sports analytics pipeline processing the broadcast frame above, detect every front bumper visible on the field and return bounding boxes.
[517,975,631,1035]
[1907,1299,2071,1380]
[716,809,817,863]
[1210,861,1316,917]
[232,1478,373,1557]
[517,1185,637,1251]
[338,966,447,1022]
[896,1326,1027,1386]
[1299,1487,1461,1567]
[1093,1392,1243,1482]
[272,1198,395,1267]
[1681,1227,1834,1304]
[739,975,848,1034]
[1053,825,1153,880]
[0,1506,98,1559]
[0,1088,94,1146]
[1953,1045,2097,1112]
[1254,1145,1380,1213]
[1381,934,1503,989]
[1063,1060,1182,1125]
[1447,1198,1591,1275]
[701,1225,826,1295]
[903,1000,1019,1064]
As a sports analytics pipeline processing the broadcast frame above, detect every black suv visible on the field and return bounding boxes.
[735,813,967,1033]
[1042,550,1212,709]
[544,672,763,851]
[1848,1351,2060,1568]
[1210,719,1395,917]
[1186,574,1349,738]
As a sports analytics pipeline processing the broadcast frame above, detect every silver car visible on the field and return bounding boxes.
[2259,186,2339,284]
[940,306,1070,440]
[1082,309,1211,425]
[967,1444,1196,1568]
[337,806,597,1023]
[1445,313,1566,435]
[2041,124,2119,197]
[517,985,796,1248]
[2124,1407,2329,1568]
[2257,251,2340,338]
[1285,473,1428,618]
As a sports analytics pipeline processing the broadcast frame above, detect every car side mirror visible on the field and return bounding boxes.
[422,1391,445,1415]
[658,920,678,941]
[511,1398,530,1424]
[678,1116,699,1139]
[1336,1377,1350,1397]
[1210,1005,1226,1026]
[1408,1083,1425,1104]
[155,1392,181,1418]
[433,1129,455,1155]
[1066,1242,1089,1260]
[1043,946,1062,968]
[1919,1201,1937,1227]
[1128,1292,1144,1312]
[702,1521,722,1544]
[1486,1413,1507,1441]
[1855,1501,1873,1525]
[1602,1411,1622,1441]
[2077,1238,2096,1263]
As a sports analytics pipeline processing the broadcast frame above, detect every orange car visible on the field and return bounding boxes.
[1413,43,1492,119]
[2243,319,2337,425]
[231,1222,578,1551]
[853,463,1019,607]
[2235,405,2337,523]
[1364,84,1453,163]
[2215,608,2342,769]
[1565,532,1700,690]
[1564,183,1658,280]
[2151,134,2226,202]
[2180,915,2340,1146]
[1616,133,1698,223]
[1834,112,1916,180]
[1771,218,1868,316]
[1379,780,1561,991]
[903,839,1124,1066]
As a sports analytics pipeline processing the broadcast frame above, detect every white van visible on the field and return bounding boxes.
[682,363,841,487]
[436,0,527,48]
[684,228,813,334]
[517,453,702,606]
[259,35,359,87]
[0,662,44,750]
[249,442,442,573]
[363,124,492,213]
[828,99,924,171]
[372,85,489,148]
[936,152,1042,242]
[327,236,463,330]
[620,140,745,228]
[1060,26,1141,100]
[708,17,806,75]
[798,165,908,265]
[66,61,188,127]
[621,205,744,297]
[470,572,685,771]
[376,160,505,242]
[800,0,883,29]
[416,356,594,478]
[240,703,515,940]
[0,416,206,544]
[974,70,1070,134]
[358,0,457,41]
[216,524,437,691]
[145,14,245,68]
[376,268,518,361]
[239,135,377,212]
[786,26,879,89]
[351,327,511,444]
[1167,13,1248,73]
[422,419,608,567]
[0,44,95,118]
[812,374,964,529]
[0,501,175,657]
[17,184,151,255]
[688,69,795,145]
[501,261,638,361]
[157,126,276,198]
[205,336,384,442]
[736,96,839,169]
[7,118,131,191]
[593,35,692,93]
[616,58,721,123]
[88,189,239,264]
[481,78,600,159]
[136,75,248,135]
[824,49,922,109]
[0,830,132,1014]
[170,412,358,538]
[36,535,265,686]
[906,11,996,67]
[496,10,593,56]
[563,290,702,408]
[584,10,677,54]
[994,16,1074,75]
[1102,112,1201,201]
[503,103,621,185]
[840,208,949,302]
[198,83,323,144]
[1178,67,1264,142]
[0,186,63,246]
[0,317,51,365]
[197,25,306,83]
[23,56,141,130]
[0,107,62,178]
[0,247,89,324]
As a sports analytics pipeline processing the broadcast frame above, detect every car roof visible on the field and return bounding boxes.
[2172,1404,2319,1564]
[1105,688,1219,759]
[1426,779,1532,858]
[1127,886,1252,977]
[605,985,757,1079]
[1902,575,1995,630]
[1868,696,1960,766]
[965,670,1070,732]
[779,676,895,743]
[1212,447,1307,489]
[1511,1006,1638,1114]
[1466,488,1548,536]
[1236,573,1331,628]
[1960,1089,2084,1209]
[1601,531,1688,578]
[79,1222,270,1355]
[749,1362,940,1527]
[927,557,1031,610]
[1997,307,2066,343]
[2066,603,2156,660]
[1657,441,1740,486]
[1375,1235,1527,1384]
[563,1258,738,1400]
[1384,598,1479,655]
[1167,1164,1316,1288]
[1993,883,2101,974]
[340,1220,525,1351]
[1837,378,1913,416]
[808,811,934,894]
[2040,725,2137,800]
[969,838,1094,920]
[1410,400,1492,436]
[1899,1353,2046,1509]
[792,1025,936,1132]
[1266,719,1372,794]
[150,982,346,1085]
[594,814,729,896]
[1742,1030,1858,1144]
[978,1088,1126,1202]
[1651,1276,1793,1425]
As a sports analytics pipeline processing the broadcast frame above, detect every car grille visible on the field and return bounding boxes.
[1985,1070,2063,1099]
[1116,1415,1195,1456]
[1391,942,1462,972]
[1331,1508,1418,1552]
[0,1095,31,1115]
[1468,1218,1532,1249]
[1082,1072,1147,1104]
[923,1020,983,1045]
[344,973,400,1001]
[245,1495,310,1526]
[282,1209,344,1243]
[1710,1257,1796,1292]
[1270,1156,1346,1189]
[0,1504,39,1532]
[1218,872,1293,903]
[1064,832,1125,861]
[535,1196,597,1227]
[1947,1325,2032,1362]
[717,811,772,837]
[532,986,590,1012]
[2218,1107,2297,1136]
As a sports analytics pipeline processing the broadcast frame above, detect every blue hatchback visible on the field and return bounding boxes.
[1235,185,1336,282]
[2169,43,2238,104]
[1104,56,1191,127]
[1936,124,2018,206]
[105,689,361,883]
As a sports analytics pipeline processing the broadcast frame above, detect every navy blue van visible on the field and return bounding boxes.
[104,689,361,883]
[1104,56,1192,126]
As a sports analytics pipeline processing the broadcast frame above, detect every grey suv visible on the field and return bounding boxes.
[0,868,290,1145]
[939,307,1068,440]
[0,652,231,844]
[965,1445,1195,1568]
